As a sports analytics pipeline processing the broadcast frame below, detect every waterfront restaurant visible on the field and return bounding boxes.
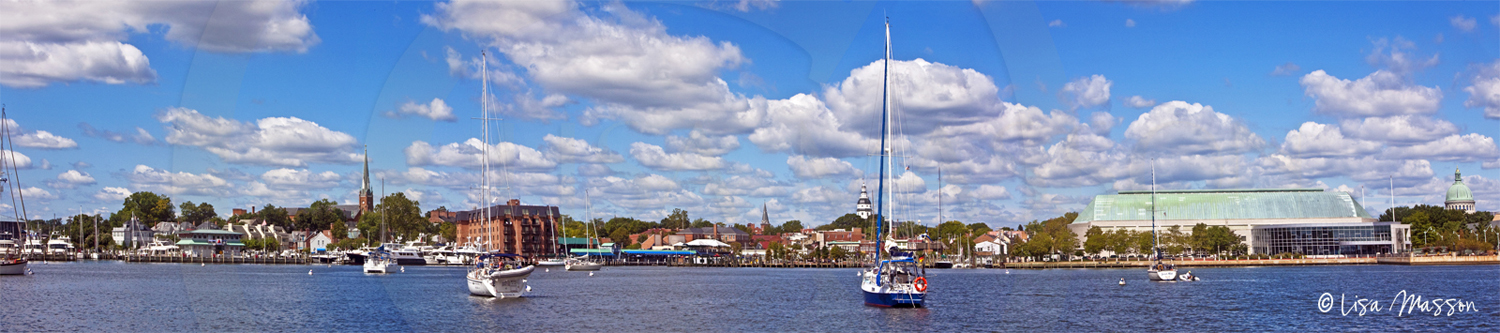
[176,228,246,258]
[1070,188,1411,256]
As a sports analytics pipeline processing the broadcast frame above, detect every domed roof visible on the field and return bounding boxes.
[1446,168,1473,203]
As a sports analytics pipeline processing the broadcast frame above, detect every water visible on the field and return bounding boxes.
[1,262,1496,332]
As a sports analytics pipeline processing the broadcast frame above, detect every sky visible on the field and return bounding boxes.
[0,0,1498,229]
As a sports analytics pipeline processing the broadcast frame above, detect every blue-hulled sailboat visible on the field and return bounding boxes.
[860,18,927,308]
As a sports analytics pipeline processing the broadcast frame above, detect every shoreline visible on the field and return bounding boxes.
[1005,255,1500,269]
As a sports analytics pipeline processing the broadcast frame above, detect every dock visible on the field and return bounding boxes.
[122,255,308,265]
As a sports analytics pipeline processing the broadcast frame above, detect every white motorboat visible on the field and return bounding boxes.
[466,253,533,298]
[46,237,73,255]
[22,239,44,255]
[386,244,426,266]
[537,258,565,266]
[364,250,395,273]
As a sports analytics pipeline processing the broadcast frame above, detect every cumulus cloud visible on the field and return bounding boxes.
[389,98,456,122]
[542,135,623,164]
[120,165,233,196]
[93,186,131,202]
[786,155,858,179]
[0,0,319,88]
[21,187,57,201]
[13,130,77,149]
[157,107,360,167]
[824,59,1008,137]
[1123,95,1156,108]
[1300,70,1441,117]
[629,142,725,171]
[971,184,1012,200]
[1059,75,1111,110]
[405,138,557,172]
[261,168,341,190]
[1338,115,1458,145]
[424,1,757,135]
[1125,19,1136,27]
[748,94,877,158]
[791,186,848,204]
[1364,37,1438,77]
[1270,62,1301,76]
[1382,134,1500,162]
[703,175,791,197]
[46,170,96,189]
[1124,101,1266,155]
[78,123,156,145]
[666,130,740,156]
[1463,60,1500,118]
[1279,122,1382,158]
[1450,15,1477,32]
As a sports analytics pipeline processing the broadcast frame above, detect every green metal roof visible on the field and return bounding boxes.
[1075,188,1373,223]
[1447,169,1473,202]
[178,229,244,235]
[175,239,245,246]
[559,237,595,245]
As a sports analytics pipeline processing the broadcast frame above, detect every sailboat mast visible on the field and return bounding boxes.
[1151,159,1159,260]
[480,50,491,252]
[874,18,892,261]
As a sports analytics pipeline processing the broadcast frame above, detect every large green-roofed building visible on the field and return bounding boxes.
[1068,188,1411,255]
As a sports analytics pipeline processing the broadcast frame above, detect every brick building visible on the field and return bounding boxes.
[454,199,560,256]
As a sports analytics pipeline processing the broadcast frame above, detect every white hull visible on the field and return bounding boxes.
[0,261,26,275]
[364,259,394,273]
[1148,269,1177,281]
[536,259,566,267]
[466,265,534,298]
[565,262,602,271]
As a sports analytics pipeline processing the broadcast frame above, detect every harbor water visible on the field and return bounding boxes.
[1,262,1496,331]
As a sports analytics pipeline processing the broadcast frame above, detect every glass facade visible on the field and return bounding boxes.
[1252,223,1409,255]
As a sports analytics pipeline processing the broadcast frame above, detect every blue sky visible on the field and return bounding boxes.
[1,0,1497,228]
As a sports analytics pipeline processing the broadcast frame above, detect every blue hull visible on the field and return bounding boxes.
[863,290,924,308]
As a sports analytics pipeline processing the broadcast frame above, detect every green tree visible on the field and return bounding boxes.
[820,213,870,231]
[1135,230,1155,256]
[376,192,427,242]
[295,199,348,241]
[967,222,992,237]
[1083,226,1106,255]
[110,191,175,226]
[659,208,689,229]
[690,218,714,228]
[178,201,217,225]
[439,221,457,243]
[780,220,805,233]
[260,204,292,230]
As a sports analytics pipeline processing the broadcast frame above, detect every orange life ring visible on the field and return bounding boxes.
[914,277,928,292]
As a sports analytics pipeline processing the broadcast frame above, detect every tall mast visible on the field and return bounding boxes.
[875,18,892,261]
[1151,159,1159,261]
[480,50,491,251]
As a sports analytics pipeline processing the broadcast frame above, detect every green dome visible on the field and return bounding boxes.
[1446,168,1473,202]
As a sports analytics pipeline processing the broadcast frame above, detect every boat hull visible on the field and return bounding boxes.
[931,261,954,269]
[364,260,393,273]
[536,259,566,267]
[862,290,924,308]
[565,262,602,271]
[466,265,534,298]
[394,257,426,266]
[0,260,26,275]
[1148,269,1177,281]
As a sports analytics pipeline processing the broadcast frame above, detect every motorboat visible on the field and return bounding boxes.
[536,257,566,267]
[364,250,395,273]
[451,246,483,265]
[386,244,426,266]
[22,239,44,255]
[931,260,954,269]
[47,237,73,255]
[466,253,533,298]
[1179,270,1199,281]
[342,250,368,265]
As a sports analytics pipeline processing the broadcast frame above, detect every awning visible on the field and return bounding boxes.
[621,249,695,256]
[685,239,730,247]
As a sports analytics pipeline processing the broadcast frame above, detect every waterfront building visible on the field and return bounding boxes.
[307,230,333,252]
[453,199,560,256]
[1070,188,1410,255]
[111,217,154,248]
[676,225,751,246]
[855,184,873,220]
[1445,168,1476,214]
[175,226,245,258]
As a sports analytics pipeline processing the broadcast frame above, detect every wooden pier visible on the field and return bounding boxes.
[123,255,307,265]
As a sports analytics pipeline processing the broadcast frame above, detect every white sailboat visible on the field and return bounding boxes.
[465,50,534,297]
[0,107,29,276]
[1146,160,1178,282]
[537,202,565,267]
[860,18,926,308]
[363,247,394,274]
[565,190,602,272]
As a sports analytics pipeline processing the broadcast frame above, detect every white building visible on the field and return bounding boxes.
[174,228,245,258]
[308,230,333,252]
[855,184,873,220]
[1445,168,1475,214]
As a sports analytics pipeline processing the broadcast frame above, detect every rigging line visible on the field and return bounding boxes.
[1,108,25,223]
[0,108,15,223]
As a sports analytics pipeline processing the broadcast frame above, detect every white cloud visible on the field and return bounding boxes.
[93,186,131,202]
[390,98,456,122]
[405,138,557,172]
[543,135,623,164]
[1123,95,1156,108]
[791,186,847,204]
[1059,75,1111,110]
[971,184,1012,200]
[21,187,56,201]
[1279,122,1382,158]
[121,165,233,196]
[0,0,319,88]
[1124,101,1266,154]
[1382,134,1500,162]
[261,168,341,190]
[13,130,77,149]
[1338,115,1458,145]
[824,59,1008,137]
[629,142,725,171]
[1125,19,1136,27]
[1450,15,1477,32]
[666,130,740,156]
[786,155,857,179]
[703,175,791,197]
[727,0,779,12]
[1048,19,1065,27]
[577,164,615,177]
[1300,70,1441,117]
[500,91,569,121]
[424,1,756,135]
[157,108,360,167]
[48,170,96,189]
[1270,62,1301,76]
[748,94,878,158]
[0,150,35,169]
[1463,60,1500,119]
[1364,37,1439,77]
[78,123,156,145]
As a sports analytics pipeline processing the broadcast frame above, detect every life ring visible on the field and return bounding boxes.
[914,277,928,292]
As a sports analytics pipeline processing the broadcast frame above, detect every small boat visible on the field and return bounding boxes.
[364,249,394,273]
[467,253,534,298]
[46,237,73,255]
[1145,161,1178,282]
[536,258,566,267]
[565,187,605,272]
[1179,271,1199,281]
[931,260,954,269]
[0,237,26,275]
[564,256,602,271]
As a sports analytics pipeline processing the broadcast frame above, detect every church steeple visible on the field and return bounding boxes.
[359,146,374,212]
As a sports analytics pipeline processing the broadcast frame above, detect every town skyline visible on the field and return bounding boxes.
[1,1,1498,228]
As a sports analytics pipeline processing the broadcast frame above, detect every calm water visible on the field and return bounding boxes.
[0,261,1496,332]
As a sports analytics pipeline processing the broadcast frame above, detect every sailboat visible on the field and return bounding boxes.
[565,191,603,272]
[537,207,565,267]
[0,107,29,275]
[465,50,534,297]
[1146,160,1177,282]
[363,245,394,273]
[860,18,927,308]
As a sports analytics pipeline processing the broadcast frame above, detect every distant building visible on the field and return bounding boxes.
[677,225,751,246]
[307,230,333,252]
[111,217,153,248]
[1070,188,1410,256]
[1445,168,1476,214]
[175,226,244,258]
[454,199,559,256]
[855,184,873,220]
[759,203,772,235]
[358,147,375,213]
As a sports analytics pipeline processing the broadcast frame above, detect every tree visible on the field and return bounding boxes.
[781,220,805,233]
[260,204,292,230]
[660,208,689,229]
[820,214,869,231]
[439,222,457,243]
[1135,231,1155,257]
[295,199,347,241]
[608,228,632,249]
[377,192,427,242]
[690,218,714,228]
[1083,226,1106,255]
[967,222,992,237]
[178,201,216,225]
[110,191,175,226]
